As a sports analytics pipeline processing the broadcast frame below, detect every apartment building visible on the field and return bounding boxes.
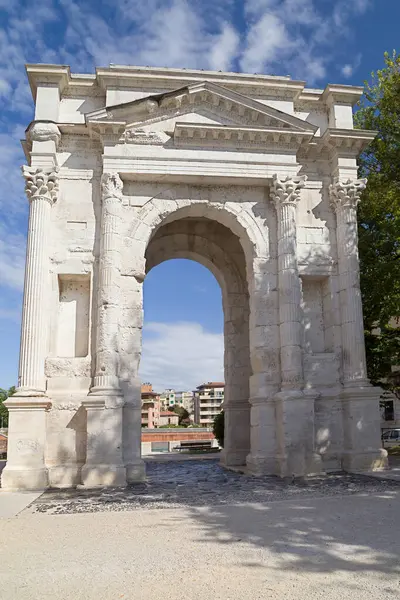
[193,382,224,426]
[141,383,161,429]
[159,389,176,410]
[175,390,194,414]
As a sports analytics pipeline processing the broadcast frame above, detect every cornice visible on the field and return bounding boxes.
[95,66,306,99]
[25,64,368,115]
[297,127,376,159]
[321,84,364,107]
[26,64,71,100]
[85,81,318,134]
[173,122,313,150]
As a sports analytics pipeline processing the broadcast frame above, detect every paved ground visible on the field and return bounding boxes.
[0,460,399,599]
[27,459,400,513]
[0,490,42,518]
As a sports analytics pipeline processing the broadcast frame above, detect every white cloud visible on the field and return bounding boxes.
[59,0,239,73]
[0,129,26,217]
[342,64,354,78]
[140,321,223,392]
[0,225,26,291]
[341,54,362,79]
[334,0,371,24]
[209,23,240,72]
[240,13,289,74]
[241,0,372,83]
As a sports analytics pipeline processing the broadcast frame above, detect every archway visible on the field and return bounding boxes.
[143,216,251,466]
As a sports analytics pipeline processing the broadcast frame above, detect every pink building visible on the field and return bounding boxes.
[141,383,161,429]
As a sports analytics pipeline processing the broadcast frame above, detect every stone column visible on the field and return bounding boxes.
[329,178,369,386]
[271,174,322,477]
[1,167,58,491]
[330,178,387,471]
[18,167,59,394]
[271,175,305,390]
[81,173,126,487]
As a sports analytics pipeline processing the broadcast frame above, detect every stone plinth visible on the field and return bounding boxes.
[1,397,51,491]
[80,398,127,488]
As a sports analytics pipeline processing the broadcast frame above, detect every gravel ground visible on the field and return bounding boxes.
[30,459,400,514]
[1,461,399,599]
[1,489,399,600]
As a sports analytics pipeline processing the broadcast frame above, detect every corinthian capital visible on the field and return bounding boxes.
[329,178,367,211]
[22,166,59,203]
[270,174,307,209]
[101,173,123,201]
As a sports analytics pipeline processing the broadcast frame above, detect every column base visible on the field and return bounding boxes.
[80,464,127,488]
[246,453,278,476]
[13,388,46,398]
[48,464,83,488]
[342,449,388,472]
[341,384,388,472]
[277,451,324,479]
[1,466,49,491]
[125,461,146,484]
[275,390,324,478]
[220,449,248,468]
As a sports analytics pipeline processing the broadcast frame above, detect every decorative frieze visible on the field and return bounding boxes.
[122,128,163,145]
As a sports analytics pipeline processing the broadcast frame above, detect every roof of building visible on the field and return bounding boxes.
[196,381,225,390]
[160,411,178,417]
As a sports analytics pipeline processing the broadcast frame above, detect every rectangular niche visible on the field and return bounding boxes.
[56,274,90,358]
[301,276,333,354]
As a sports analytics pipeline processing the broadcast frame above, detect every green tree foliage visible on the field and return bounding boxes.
[170,404,190,425]
[212,410,224,447]
[355,51,400,391]
[0,386,16,428]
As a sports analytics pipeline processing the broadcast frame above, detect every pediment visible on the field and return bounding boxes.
[86,81,318,134]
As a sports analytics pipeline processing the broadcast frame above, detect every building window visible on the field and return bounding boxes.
[380,400,394,421]
[151,442,169,452]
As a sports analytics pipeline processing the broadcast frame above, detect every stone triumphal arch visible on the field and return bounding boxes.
[2,64,387,490]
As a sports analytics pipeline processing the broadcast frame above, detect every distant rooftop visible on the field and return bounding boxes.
[196,382,225,390]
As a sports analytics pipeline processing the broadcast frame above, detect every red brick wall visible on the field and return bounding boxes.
[142,431,214,442]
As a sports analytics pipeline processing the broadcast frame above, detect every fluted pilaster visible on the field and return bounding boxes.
[271,174,306,389]
[330,177,369,386]
[82,172,127,487]
[17,167,59,395]
[91,173,123,394]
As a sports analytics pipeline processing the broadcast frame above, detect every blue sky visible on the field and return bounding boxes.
[0,0,398,392]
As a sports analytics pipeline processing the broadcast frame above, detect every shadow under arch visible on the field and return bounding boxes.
[144,216,252,467]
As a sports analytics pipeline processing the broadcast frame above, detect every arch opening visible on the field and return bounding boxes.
[141,216,252,466]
